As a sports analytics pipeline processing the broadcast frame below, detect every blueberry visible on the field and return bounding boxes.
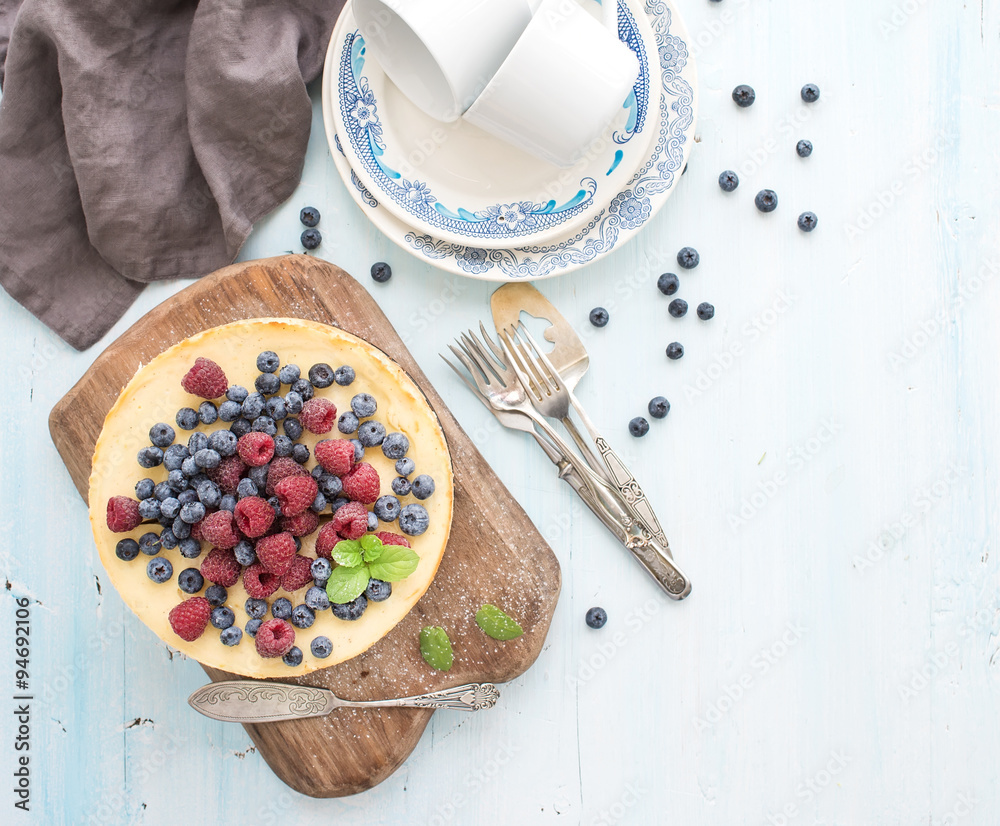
[283,417,303,441]
[180,457,199,478]
[230,418,252,438]
[220,495,237,512]
[175,407,198,430]
[271,597,293,619]
[399,503,430,536]
[334,365,356,386]
[172,518,191,540]
[160,497,181,519]
[277,363,300,385]
[371,261,392,283]
[159,529,179,550]
[367,511,378,532]
[164,472,185,494]
[245,619,262,638]
[178,537,202,559]
[194,448,221,469]
[211,606,235,629]
[178,568,204,594]
[755,189,778,213]
[272,434,293,458]
[330,594,368,621]
[163,444,189,471]
[331,496,350,513]
[291,604,315,629]
[147,558,173,583]
[180,501,206,524]
[283,392,303,416]
[338,411,359,434]
[318,474,342,498]
[374,495,401,522]
[138,532,162,555]
[154,482,174,501]
[115,538,140,561]
[241,392,266,420]
[697,302,716,320]
[309,363,335,388]
[177,488,198,505]
[377,433,408,461]
[351,393,377,418]
[197,481,221,508]
[392,476,412,496]
[656,273,679,296]
[265,396,287,422]
[311,558,332,583]
[220,626,243,646]
[358,420,386,447]
[677,247,699,269]
[365,579,392,602]
[248,465,269,490]
[300,206,320,227]
[268,496,282,516]
[629,417,650,438]
[292,443,310,464]
[290,378,314,401]
[589,307,610,328]
[732,84,755,107]
[668,298,688,318]
[411,474,435,500]
[137,446,163,469]
[395,457,415,477]
[187,431,209,454]
[136,498,159,521]
[352,440,365,461]
[198,402,218,425]
[283,646,304,666]
[648,396,670,419]
[666,342,684,360]
[252,416,277,437]
[311,636,333,658]
[796,139,813,158]
[256,351,279,373]
[801,83,820,103]
[301,228,322,250]
[208,429,238,457]
[149,423,175,448]
[798,211,818,232]
[586,606,608,629]
[719,170,739,192]
[226,385,249,403]
[245,598,268,619]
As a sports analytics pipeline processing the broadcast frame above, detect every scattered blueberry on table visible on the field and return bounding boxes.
[676,247,699,269]
[668,298,688,318]
[666,342,684,360]
[648,396,670,419]
[299,206,320,227]
[719,170,739,192]
[371,261,392,283]
[796,139,813,158]
[657,272,679,296]
[586,607,608,629]
[629,417,650,438]
[301,228,321,250]
[589,307,610,327]
[697,302,715,320]
[732,84,755,107]
[801,83,820,103]
[798,211,818,232]
[754,189,778,213]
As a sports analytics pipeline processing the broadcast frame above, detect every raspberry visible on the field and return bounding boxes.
[199,510,240,549]
[255,618,296,658]
[243,562,280,599]
[332,500,369,540]
[256,532,297,575]
[189,520,205,541]
[275,475,318,517]
[106,496,142,532]
[237,432,275,467]
[315,522,339,559]
[233,496,275,538]
[300,398,337,434]
[200,547,241,587]
[207,455,246,494]
[281,555,314,592]
[181,357,228,399]
[375,531,411,549]
[342,462,380,504]
[265,456,308,495]
[315,439,356,477]
[168,597,211,642]
[280,510,319,537]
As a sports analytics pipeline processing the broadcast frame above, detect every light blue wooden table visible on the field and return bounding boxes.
[3,0,998,823]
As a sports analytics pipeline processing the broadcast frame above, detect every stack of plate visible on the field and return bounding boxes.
[321,0,698,281]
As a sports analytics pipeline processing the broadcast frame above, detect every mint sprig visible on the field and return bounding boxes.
[325,534,420,606]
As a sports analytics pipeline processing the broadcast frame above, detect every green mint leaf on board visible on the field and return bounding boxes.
[325,564,370,604]
[360,534,384,563]
[367,545,419,582]
[475,604,523,640]
[331,539,363,568]
[419,626,453,671]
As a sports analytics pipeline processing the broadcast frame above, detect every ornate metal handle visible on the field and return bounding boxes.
[594,436,671,552]
[346,683,500,711]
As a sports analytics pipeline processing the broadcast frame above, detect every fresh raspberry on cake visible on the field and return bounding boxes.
[300,398,337,434]
[256,531,297,576]
[233,496,275,538]
[255,618,296,658]
[275,474,318,517]
[106,496,142,532]
[181,357,228,399]
[237,432,275,467]
[207,455,246,493]
[281,555,314,592]
[200,547,241,587]
[315,522,339,559]
[315,439,356,477]
[265,456,308,495]
[243,562,280,599]
[189,520,205,541]
[332,500,369,540]
[280,510,319,537]
[375,531,411,549]
[342,462,380,504]
[168,597,212,642]
[200,510,240,549]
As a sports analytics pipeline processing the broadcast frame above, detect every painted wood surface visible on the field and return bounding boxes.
[1,0,999,823]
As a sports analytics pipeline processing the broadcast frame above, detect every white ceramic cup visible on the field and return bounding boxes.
[353,0,534,123]
[463,0,639,167]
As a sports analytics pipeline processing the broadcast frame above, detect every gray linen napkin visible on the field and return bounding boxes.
[0,0,344,349]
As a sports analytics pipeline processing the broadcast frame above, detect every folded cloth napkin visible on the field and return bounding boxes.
[0,0,343,350]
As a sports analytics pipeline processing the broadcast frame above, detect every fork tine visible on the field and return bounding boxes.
[459,332,505,387]
[499,327,542,402]
[479,321,507,366]
[516,323,563,392]
[447,343,493,396]
[440,353,489,401]
[510,325,555,396]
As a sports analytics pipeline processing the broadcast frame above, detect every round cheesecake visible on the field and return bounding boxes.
[88,318,453,677]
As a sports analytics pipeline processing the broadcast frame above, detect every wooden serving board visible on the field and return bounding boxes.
[48,255,561,797]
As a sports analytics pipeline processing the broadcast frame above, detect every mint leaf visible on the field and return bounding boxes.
[475,604,523,640]
[367,545,419,582]
[360,534,384,563]
[419,626,453,671]
[325,564,370,604]
[331,540,363,568]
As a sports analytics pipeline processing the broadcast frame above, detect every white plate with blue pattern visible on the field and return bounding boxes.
[330,0,659,251]
[322,0,696,280]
